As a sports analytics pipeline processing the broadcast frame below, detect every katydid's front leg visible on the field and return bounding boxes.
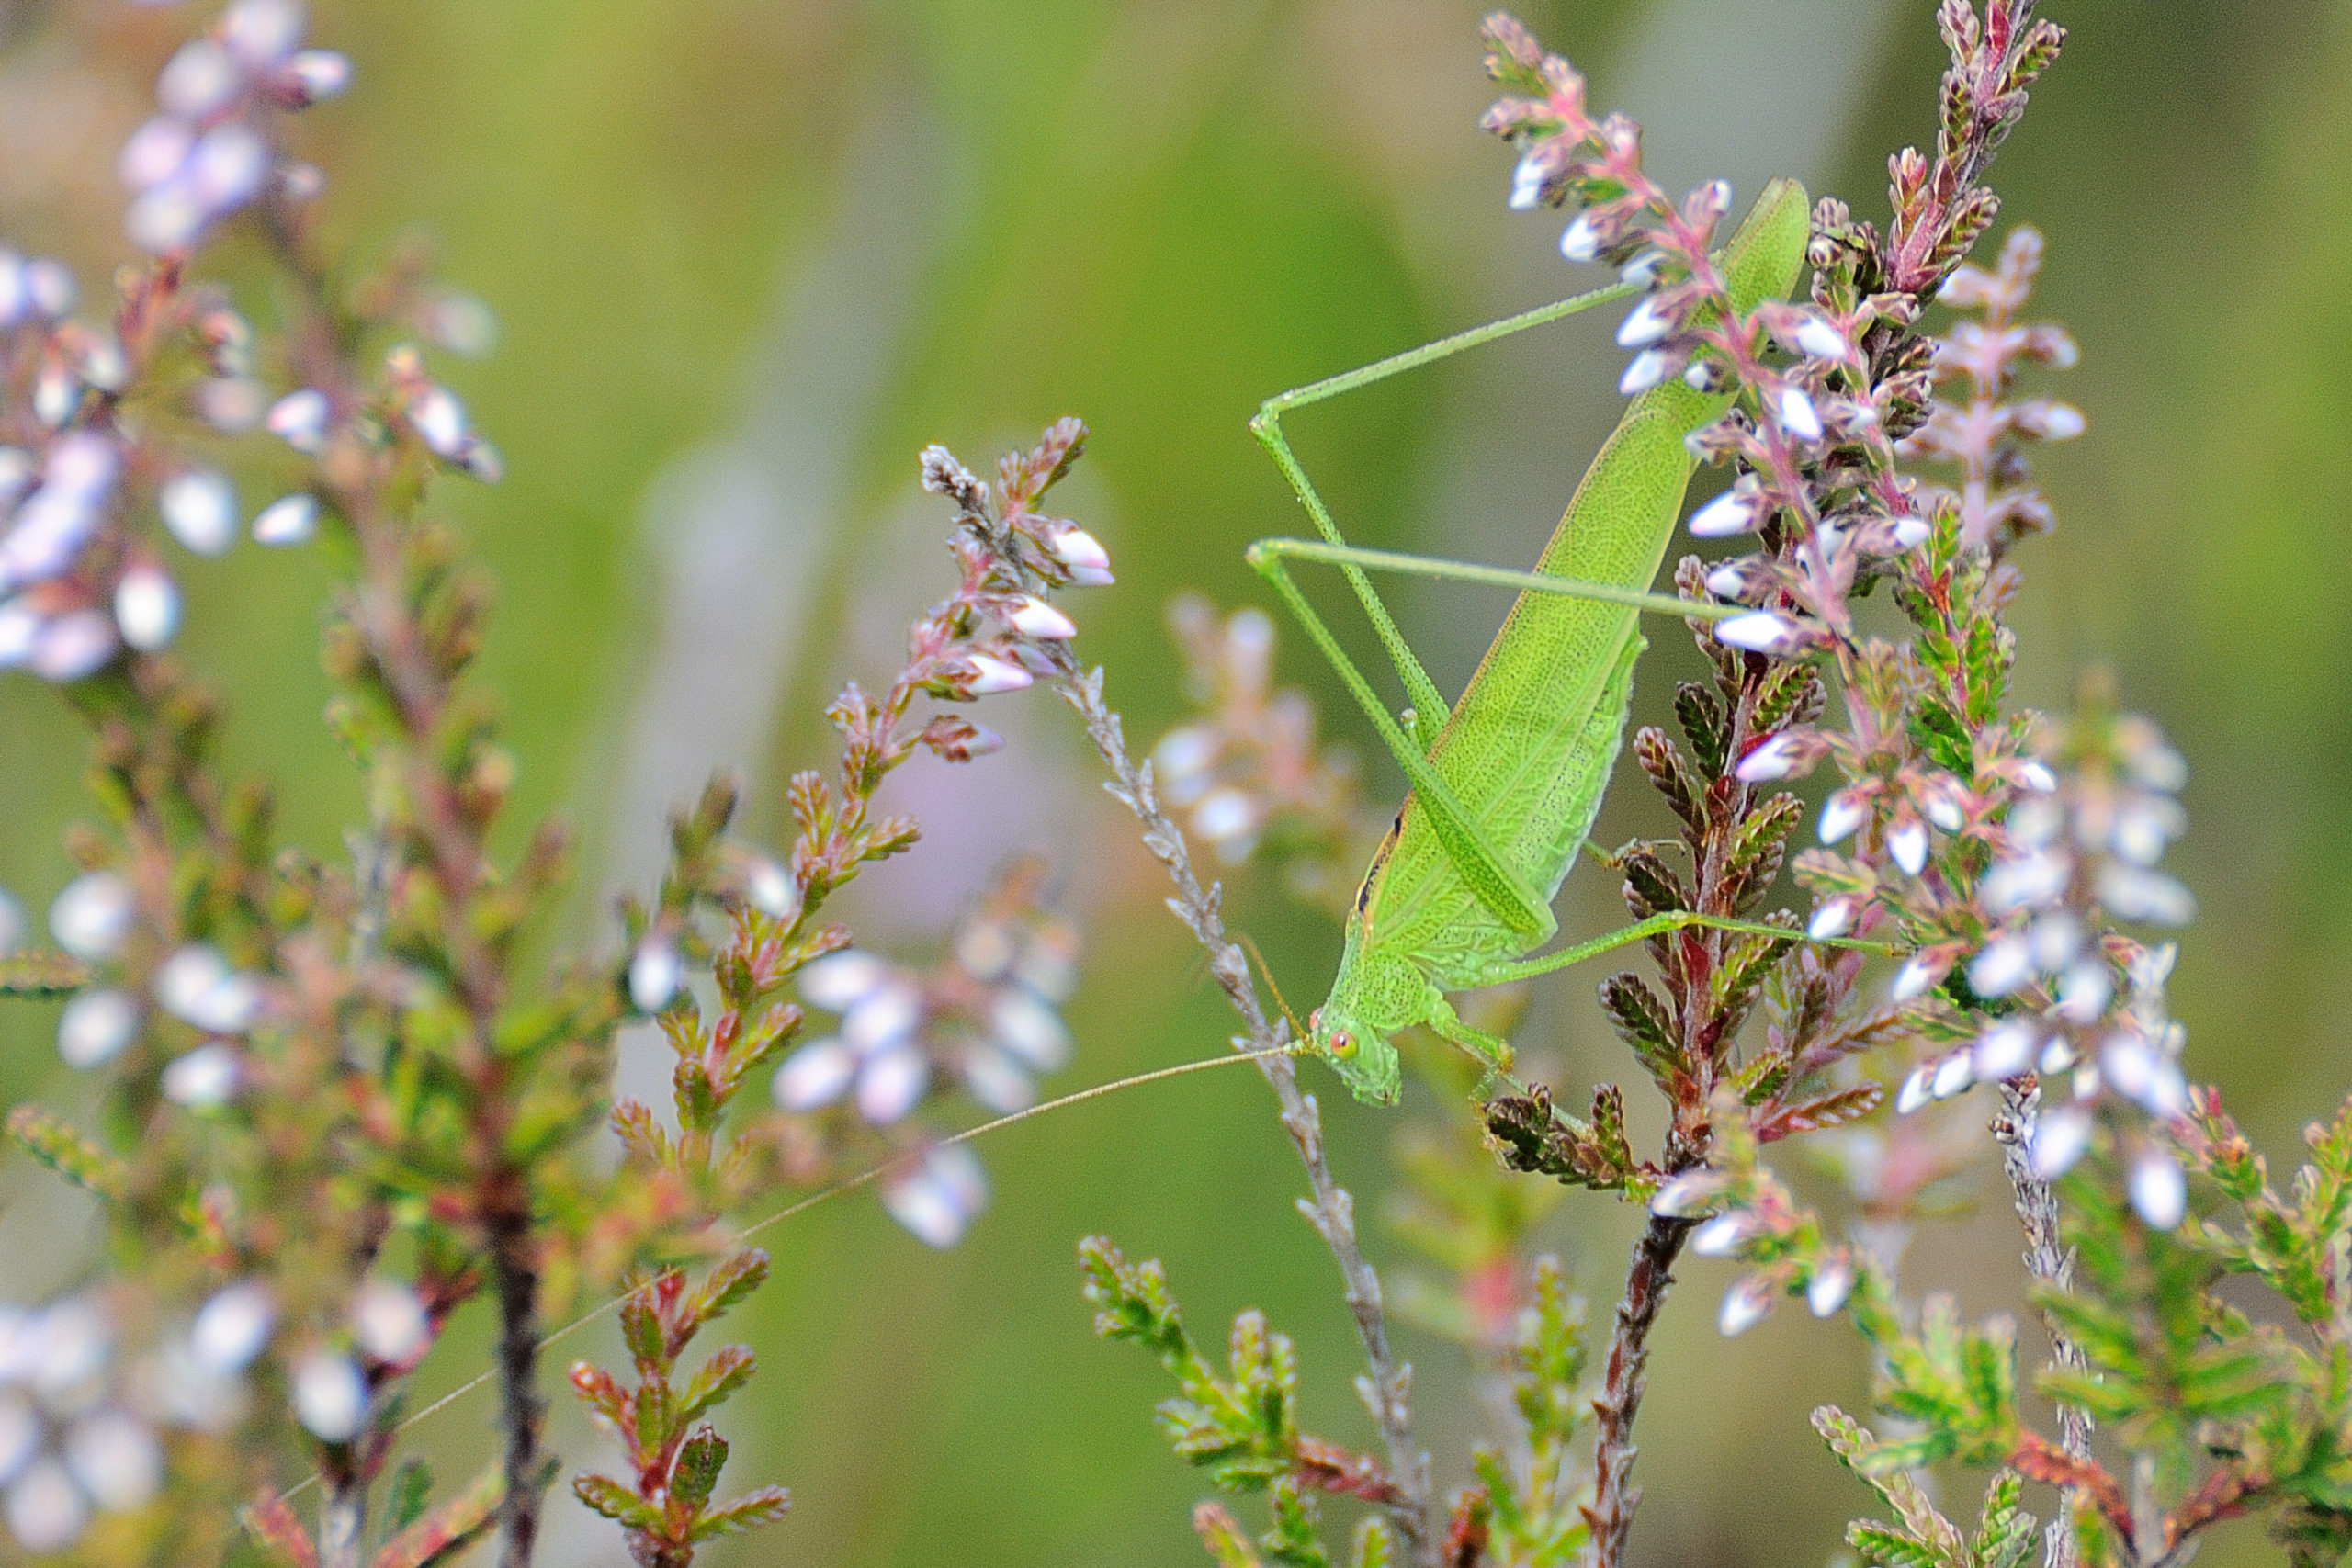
[1250,278,1642,735]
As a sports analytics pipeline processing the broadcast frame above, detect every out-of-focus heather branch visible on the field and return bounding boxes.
[910,431,1434,1562]
[1992,1079,2089,1568]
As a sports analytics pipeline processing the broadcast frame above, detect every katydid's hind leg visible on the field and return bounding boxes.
[1252,412,1445,727]
[1250,278,1642,731]
[1250,548,1552,939]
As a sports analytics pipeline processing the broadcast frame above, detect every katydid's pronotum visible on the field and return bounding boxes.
[1246,177,1876,1106]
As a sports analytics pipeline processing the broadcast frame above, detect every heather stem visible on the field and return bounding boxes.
[487,1180,548,1568]
[1055,660,1437,1568]
[1587,1213,1695,1568]
[1994,1078,2090,1568]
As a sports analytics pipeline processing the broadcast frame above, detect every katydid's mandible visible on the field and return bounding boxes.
[1246,177,1815,1105]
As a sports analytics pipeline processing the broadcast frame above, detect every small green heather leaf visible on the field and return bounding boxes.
[688,1485,792,1543]
[7,1106,127,1201]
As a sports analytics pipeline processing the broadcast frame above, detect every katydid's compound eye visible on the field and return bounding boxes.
[1329,1029,1354,1059]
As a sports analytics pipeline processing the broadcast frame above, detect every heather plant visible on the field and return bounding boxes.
[0,4,2344,1568]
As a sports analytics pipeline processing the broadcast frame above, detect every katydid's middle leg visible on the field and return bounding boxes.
[1249,278,1643,732]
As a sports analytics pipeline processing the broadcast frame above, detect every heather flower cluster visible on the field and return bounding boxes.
[771,855,1080,1245]
[1150,595,1362,874]
[0,1,1130,1562]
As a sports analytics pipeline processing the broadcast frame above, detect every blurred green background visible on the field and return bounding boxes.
[1,0,2348,1562]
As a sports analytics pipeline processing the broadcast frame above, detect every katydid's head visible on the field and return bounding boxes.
[1308,1002,1401,1107]
[1306,942,1427,1106]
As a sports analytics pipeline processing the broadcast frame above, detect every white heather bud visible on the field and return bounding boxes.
[1648,1172,1716,1217]
[1615,298,1672,348]
[115,566,180,652]
[1968,934,2033,998]
[772,1039,854,1111]
[1702,558,1751,599]
[1923,792,1965,832]
[1559,214,1600,263]
[58,989,140,1069]
[1806,897,1855,942]
[1894,1066,1932,1115]
[1818,791,1865,844]
[1689,488,1757,538]
[286,50,351,103]
[801,950,888,1010]
[23,258,74,319]
[291,1352,368,1444]
[2056,959,2113,1023]
[1793,316,1849,361]
[187,123,267,212]
[63,1409,160,1512]
[162,1043,240,1106]
[990,989,1071,1071]
[119,116,193,191]
[1890,954,1941,1003]
[29,613,118,682]
[628,941,681,1013]
[1777,385,1824,443]
[222,0,306,65]
[1890,514,1931,548]
[351,1280,431,1366]
[6,1458,87,1553]
[1712,612,1795,653]
[157,39,240,118]
[1618,350,1668,396]
[51,872,132,961]
[191,1281,275,1373]
[1007,595,1076,639]
[1732,735,1791,783]
[407,388,466,457]
[881,1143,988,1248]
[1047,526,1111,575]
[252,492,319,545]
[2029,1106,2094,1179]
[855,1046,929,1126]
[1887,819,1928,875]
[1806,1257,1854,1317]
[965,654,1034,695]
[1507,151,1544,210]
[1973,1021,2037,1081]
[1930,1051,1974,1100]
[2026,401,2086,440]
[1717,1278,1771,1337]
[1689,1214,1747,1257]
[159,470,237,555]
[265,389,330,452]
[2129,1147,2187,1230]
[742,855,796,919]
[31,365,81,428]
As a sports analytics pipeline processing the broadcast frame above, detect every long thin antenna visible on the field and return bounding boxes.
[1235,930,1306,1042]
[278,1041,1304,1503]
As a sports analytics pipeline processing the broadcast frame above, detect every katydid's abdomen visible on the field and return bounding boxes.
[1311,177,1810,1103]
